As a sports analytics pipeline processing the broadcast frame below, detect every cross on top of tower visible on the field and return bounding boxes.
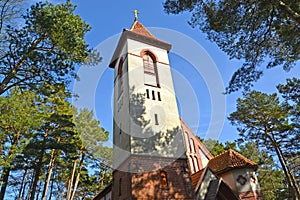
[132,9,139,22]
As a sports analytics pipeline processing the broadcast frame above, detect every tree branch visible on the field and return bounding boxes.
[0,0,10,34]
[279,1,300,25]
[0,33,46,95]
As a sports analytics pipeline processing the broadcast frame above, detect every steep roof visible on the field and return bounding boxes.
[129,21,157,40]
[208,149,258,174]
[109,20,171,68]
[204,179,241,200]
[191,168,205,189]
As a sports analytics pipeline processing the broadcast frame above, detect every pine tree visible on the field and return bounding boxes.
[0,88,43,200]
[229,90,300,198]
[0,1,101,95]
[163,0,300,92]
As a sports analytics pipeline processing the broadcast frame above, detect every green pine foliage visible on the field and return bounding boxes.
[0,1,110,199]
[201,138,237,156]
[229,86,300,199]
[163,0,300,93]
[0,0,101,95]
[0,87,112,200]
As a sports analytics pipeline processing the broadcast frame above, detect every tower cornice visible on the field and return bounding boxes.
[109,27,172,68]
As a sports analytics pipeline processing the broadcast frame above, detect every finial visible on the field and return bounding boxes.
[132,9,139,22]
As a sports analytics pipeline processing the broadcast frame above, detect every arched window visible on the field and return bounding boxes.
[117,58,124,97]
[190,138,195,153]
[142,51,159,87]
[194,156,199,172]
[184,132,190,152]
[190,156,195,173]
[143,53,155,74]
[160,171,168,188]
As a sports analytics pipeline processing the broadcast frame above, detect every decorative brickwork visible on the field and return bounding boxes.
[112,155,196,200]
[239,190,264,200]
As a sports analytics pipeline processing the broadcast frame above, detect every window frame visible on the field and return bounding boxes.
[141,50,160,87]
[117,57,124,98]
[160,171,168,188]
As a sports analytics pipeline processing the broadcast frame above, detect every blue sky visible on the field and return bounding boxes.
[67,0,300,144]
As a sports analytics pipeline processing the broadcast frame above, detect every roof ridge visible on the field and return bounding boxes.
[208,148,258,174]
[129,21,156,39]
[228,149,234,167]
[212,148,231,158]
[230,148,257,166]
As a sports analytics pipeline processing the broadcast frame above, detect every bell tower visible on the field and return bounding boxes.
[109,13,195,199]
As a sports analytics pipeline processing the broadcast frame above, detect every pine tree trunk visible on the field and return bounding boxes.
[70,152,85,200]
[42,147,56,200]
[21,179,28,200]
[35,179,42,200]
[0,135,20,200]
[276,144,300,199]
[30,129,49,200]
[267,132,300,199]
[26,170,35,200]
[29,150,44,200]
[48,170,55,200]
[18,168,28,199]
[0,167,11,200]
[66,158,78,200]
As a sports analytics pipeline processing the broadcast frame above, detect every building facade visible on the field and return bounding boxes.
[94,16,262,200]
[109,18,195,199]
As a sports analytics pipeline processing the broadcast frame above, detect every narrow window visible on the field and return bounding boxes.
[119,123,122,135]
[152,90,155,100]
[119,178,122,196]
[118,58,124,98]
[194,156,199,172]
[157,91,161,101]
[160,171,168,188]
[146,89,150,99]
[184,132,190,152]
[190,156,195,173]
[143,53,155,74]
[190,138,195,153]
[143,51,159,87]
[154,114,159,125]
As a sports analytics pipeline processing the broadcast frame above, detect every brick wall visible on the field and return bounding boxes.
[112,155,196,200]
[239,190,264,200]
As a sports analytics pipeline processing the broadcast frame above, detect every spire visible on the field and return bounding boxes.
[129,10,157,40]
[128,10,157,39]
[132,9,139,22]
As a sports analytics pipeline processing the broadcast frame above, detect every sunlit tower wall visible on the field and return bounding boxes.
[109,19,195,199]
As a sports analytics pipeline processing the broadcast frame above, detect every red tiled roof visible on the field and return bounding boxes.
[208,149,258,174]
[191,168,205,189]
[130,21,157,39]
[109,21,171,68]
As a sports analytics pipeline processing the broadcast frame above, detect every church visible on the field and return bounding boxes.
[93,13,263,200]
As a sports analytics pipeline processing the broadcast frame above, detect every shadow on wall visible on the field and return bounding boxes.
[128,86,184,157]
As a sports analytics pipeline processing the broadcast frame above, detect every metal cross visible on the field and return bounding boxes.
[132,9,139,22]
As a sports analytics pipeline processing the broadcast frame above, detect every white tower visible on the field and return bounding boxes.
[109,15,195,199]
